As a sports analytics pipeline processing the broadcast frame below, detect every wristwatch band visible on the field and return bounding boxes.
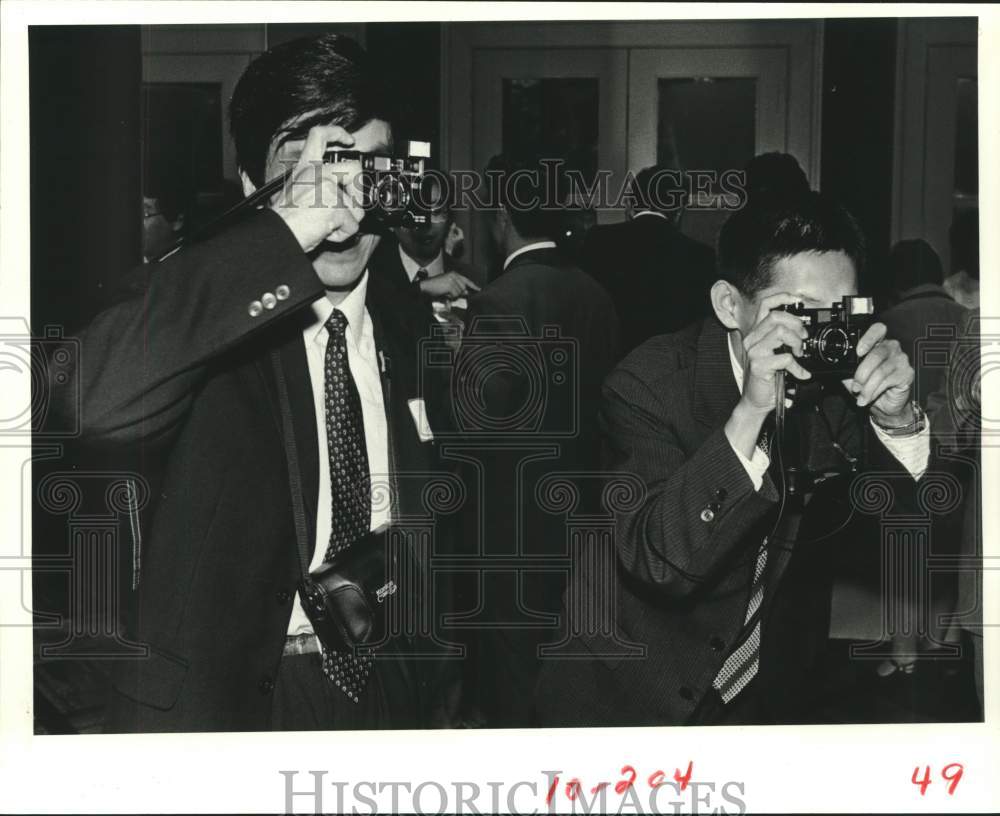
[872,400,927,437]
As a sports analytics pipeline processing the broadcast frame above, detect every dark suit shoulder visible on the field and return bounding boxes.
[606,321,701,399]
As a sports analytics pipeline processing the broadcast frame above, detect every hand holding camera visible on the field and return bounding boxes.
[272,124,366,253]
[846,322,916,426]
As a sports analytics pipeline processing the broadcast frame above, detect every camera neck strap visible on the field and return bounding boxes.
[269,348,314,582]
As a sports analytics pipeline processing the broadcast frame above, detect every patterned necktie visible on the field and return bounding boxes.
[320,310,373,703]
[415,268,429,282]
[712,426,772,703]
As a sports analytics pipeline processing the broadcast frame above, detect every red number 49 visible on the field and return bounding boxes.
[911,763,964,796]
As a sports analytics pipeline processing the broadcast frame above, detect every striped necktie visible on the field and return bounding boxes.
[712,427,772,703]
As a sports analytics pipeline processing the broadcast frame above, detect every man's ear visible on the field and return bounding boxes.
[710,279,744,330]
[239,169,256,198]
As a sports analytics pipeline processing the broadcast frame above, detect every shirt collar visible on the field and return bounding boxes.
[727,331,745,393]
[503,241,557,271]
[307,270,370,352]
[633,210,669,221]
[398,245,445,282]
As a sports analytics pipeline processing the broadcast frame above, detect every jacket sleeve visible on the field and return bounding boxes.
[46,208,324,446]
[601,367,779,600]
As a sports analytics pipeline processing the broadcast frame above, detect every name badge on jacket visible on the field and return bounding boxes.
[407,398,434,442]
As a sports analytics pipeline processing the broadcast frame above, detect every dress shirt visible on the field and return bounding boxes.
[632,210,669,221]
[287,270,391,637]
[503,240,557,271]
[398,246,445,282]
[726,332,929,491]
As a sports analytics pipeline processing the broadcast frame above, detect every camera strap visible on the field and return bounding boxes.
[269,348,314,583]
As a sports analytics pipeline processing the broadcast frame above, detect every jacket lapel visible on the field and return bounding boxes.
[692,316,742,433]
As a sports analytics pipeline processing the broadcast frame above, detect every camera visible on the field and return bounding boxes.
[418,318,578,439]
[780,296,875,379]
[323,139,432,231]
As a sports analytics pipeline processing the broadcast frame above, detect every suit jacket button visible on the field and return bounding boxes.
[275,284,291,301]
[276,590,291,604]
[679,686,694,701]
[258,676,274,694]
[710,636,725,652]
[261,292,277,310]
[248,300,263,317]
[700,507,715,523]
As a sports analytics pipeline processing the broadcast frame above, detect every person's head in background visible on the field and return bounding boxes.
[950,208,980,281]
[625,164,687,227]
[142,177,191,262]
[230,34,394,289]
[486,152,561,270]
[886,239,944,304]
[395,172,452,267]
[743,151,810,209]
[711,191,866,364]
[554,187,598,266]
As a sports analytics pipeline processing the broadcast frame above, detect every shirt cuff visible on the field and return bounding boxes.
[870,417,930,480]
[730,440,771,492]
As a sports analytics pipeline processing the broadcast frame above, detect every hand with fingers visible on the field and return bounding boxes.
[271,125,367,253]
[419,271,482,300]
[844,322,916,427]
[725,293,813,459]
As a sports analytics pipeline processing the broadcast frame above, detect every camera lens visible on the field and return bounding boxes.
[375,176,409,211]
[816,326,850,363]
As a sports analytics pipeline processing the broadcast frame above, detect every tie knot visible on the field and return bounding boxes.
[415,268,429,281]
[326,310,349,337]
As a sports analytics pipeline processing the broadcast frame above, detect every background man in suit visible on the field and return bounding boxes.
[536,191,931,727]
[880,239,968,405]
[581,164,715,354]
[452,153,619,726]
[370,173,481,325]
[52,35,457,732]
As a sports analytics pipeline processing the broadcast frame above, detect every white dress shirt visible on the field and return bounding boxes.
[398,245,445,282]
[286,271,392,637]
[725,333,929,491]
[503,240,557,271]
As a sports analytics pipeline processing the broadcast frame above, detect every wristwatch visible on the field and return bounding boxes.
[872,400,927,437]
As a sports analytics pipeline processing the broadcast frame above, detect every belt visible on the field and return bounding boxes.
[283,633,322,656]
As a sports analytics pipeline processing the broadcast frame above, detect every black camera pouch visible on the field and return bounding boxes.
[299,530,399,652]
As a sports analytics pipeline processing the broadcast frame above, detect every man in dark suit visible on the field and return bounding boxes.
[880,239,968,405]
[49,35,457,732]
[452,153,619,727]
[536,192,931,726]
[581,164,715,354]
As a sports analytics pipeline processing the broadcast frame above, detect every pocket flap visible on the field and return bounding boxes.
[112,644,190,711]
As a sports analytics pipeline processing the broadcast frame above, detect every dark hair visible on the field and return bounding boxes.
[887,239,944,293]
[949,208,979,280]
[630,164,687,214]
[743,152,810,208]
[486,152,562,240]
[229,34,393,187]
[718,191,866,297]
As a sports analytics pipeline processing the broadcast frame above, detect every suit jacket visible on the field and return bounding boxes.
[49,210,457,732]
[880,284,968,406]
[581,214,716,354]
[452,247,619,725]
[535,316,925,727]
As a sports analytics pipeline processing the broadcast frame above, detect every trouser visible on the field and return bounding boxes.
[269,648,421,731]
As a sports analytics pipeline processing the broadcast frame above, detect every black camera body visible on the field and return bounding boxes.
[323,140,432,231]
[780,296,875,379]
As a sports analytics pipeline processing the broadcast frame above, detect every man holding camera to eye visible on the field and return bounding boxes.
[50,35,459,732]
[537,191,931,727]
